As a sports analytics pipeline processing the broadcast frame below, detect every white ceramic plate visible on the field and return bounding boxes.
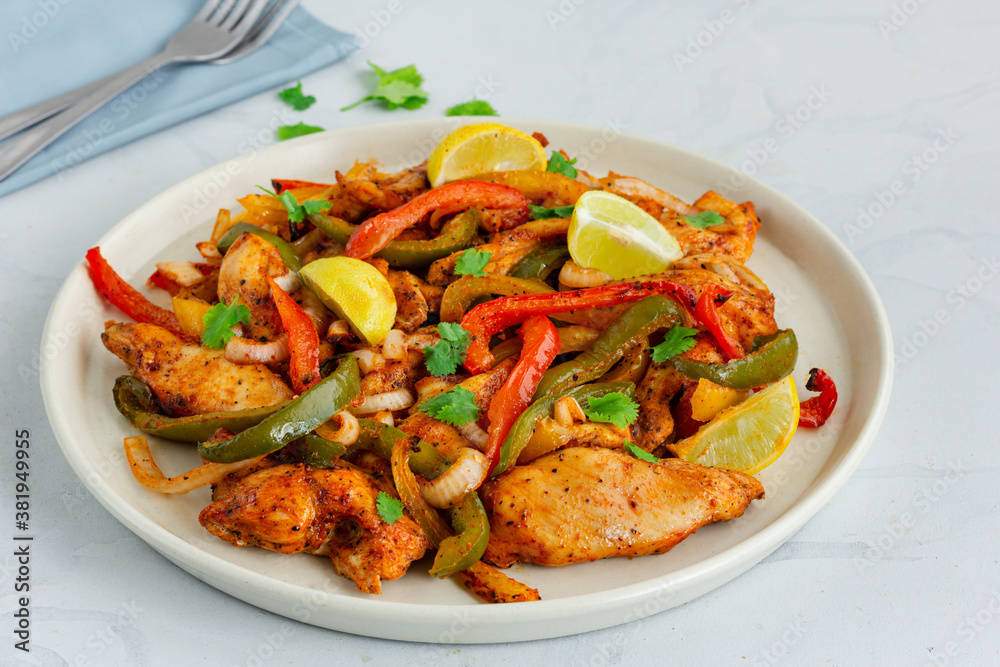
[40,118,892,643]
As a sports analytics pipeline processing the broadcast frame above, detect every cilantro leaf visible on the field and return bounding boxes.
[584,392,639,429]
[277,123,325,141]
[375,492,404,524]
[446,99,498,116]
[419,386,480,426]
[201,298,251,349]
[257,185,331,224]
[423,322,472,376]
[528,204,576,220]
[546,152,578,179]
[341,61,429,111]
[453,248,492,277]
[650,326,700,363]
[624,441,659,463]
[277,80,316,111]
[680,211,725,229]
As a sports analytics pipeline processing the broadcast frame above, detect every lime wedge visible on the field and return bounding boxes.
[568,190,683,279]
[427,122,547,187]
[300,257,396,346]
[668,376,800,475]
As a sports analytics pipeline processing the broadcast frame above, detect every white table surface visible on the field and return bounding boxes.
[2,1,998,664]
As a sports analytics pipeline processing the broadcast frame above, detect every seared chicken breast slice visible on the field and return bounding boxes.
[481,447,764,568]
[101,322,293,416]
[200,463,429,594]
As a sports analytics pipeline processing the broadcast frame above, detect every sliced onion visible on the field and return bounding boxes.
[421,448,490,509]
[373,410,395,427]
[271,270,300,294]
[224,334,289,364]
[390,436,449,545]
[558,260,612,288]
[458,421,489,449]
[327,319,350,338]
[123,435,263,494]
[351,388,415,414]
[314,410,360,446]
[351,349,385,375]
[380,329,408,361]
[553,396,586,427]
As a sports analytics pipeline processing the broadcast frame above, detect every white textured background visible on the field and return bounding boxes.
[1,0,998,665]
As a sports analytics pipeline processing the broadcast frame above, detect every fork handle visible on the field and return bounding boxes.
[0,78,110,143]
[0,52,179,185]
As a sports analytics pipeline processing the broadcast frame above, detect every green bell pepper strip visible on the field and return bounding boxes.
[216,222,303,273]
[439,274,554,323]
[112,375,291,443]
[532,296,685,399]
[493,381,635,478]
[509,244,571,282]
[288,434,347,467]
[308,210,479,269]
[349,419,490,578]
[669,328,798,390]
[197,355,360,462]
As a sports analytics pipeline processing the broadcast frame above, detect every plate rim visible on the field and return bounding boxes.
[40,116,893,643]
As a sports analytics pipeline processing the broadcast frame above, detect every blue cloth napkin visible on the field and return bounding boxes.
[0,1,357,197]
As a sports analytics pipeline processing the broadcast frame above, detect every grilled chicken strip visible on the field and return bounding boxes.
[101,322,293,416]
[481,447,764,568]
[217,232,291,342]
[200,463,429,594]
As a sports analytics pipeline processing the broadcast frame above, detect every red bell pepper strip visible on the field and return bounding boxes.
[85,247,196,342]
[694,283,744,361]
[798,368,838,427]
[344,180,529,260]
[265,275,320,395]
[484,315,561,475]
[459,280,698,374]
[271,179,334,194]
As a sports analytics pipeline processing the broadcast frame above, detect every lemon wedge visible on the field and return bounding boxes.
[669,375,799,475]
[300,257,396,346]
[427,122,547,187]
[567,190,683,280]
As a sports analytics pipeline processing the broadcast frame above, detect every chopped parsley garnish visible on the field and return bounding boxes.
[649,326,700,362]
[584,392,639,429]
[624,441,659,463]
[256,186,331,224]
[453,248,492,277]
[680,211,725,229]
[277,122,325,141]
[423,322,472,376]
[546,152,578,179]
[277,80,316,111]
[341,61,429,111]
[201,298,251,349]
[418,386,480,426]
[445,99,498,116]
[375,492,404,524]
[528,204,576,220]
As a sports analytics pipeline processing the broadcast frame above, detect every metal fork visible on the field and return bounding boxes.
[0,0,271,184]
[0,0,298,143]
